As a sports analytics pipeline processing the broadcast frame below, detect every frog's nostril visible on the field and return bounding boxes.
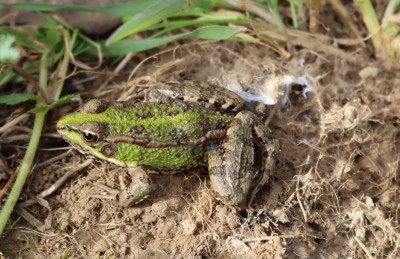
[57,124,65,131]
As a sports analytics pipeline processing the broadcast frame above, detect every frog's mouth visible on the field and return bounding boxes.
[57,123,93,151]
[57,124,86,150]
[57,123,79,134]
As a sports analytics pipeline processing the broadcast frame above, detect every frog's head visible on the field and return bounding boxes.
[57,99,125,166]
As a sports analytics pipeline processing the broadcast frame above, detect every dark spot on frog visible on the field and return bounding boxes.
[168,111,180,116]
[156,126,162,138]
[175,153,181,158]
[197,97,209,103]
[215,119,228,129]
[101,143,117,157]
[169,128,189,141]
[226,103,237,111]
[131,125,149,136]
[180,102,190,112]
[213,102,222,110]
[199,116,211,133]
[137,111,154,119]
[163,104,172,112]
[256,136,266,144]
[262,151,271,158]
[164,104,180,116]
[214,98,226,109]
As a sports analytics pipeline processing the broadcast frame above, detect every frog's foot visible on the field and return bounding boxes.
[208,111,280,206]
[91,166,153,207]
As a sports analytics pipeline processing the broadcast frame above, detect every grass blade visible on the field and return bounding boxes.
[89,26,241,57]
[105,0,189,46]
[0,0,157,17]
[0,93,36,105]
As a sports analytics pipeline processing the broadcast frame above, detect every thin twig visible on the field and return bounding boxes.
[243,234,302,242]
[0,134,31,143]
[20,159,94,207]
[296,176,308,222]
[354,236,374,259]
[8,63,48,104]
[1,126,32,137]
[0,113,30,134]
[0,152,13,176]
[98,52,136,91]
[38,159,93,199]
[34,149,73,168]
[14,205,44,231]
[0,167,19,200]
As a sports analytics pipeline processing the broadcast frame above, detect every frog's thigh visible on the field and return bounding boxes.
[248,114,280,206]
[208,112,255,206]
[117,166,153,207]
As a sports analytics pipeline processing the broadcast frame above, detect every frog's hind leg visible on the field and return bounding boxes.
[208,111,280,206]
[208,111,256,206]
[248,117,280,206]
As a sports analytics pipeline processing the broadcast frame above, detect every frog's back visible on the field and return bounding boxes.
[102,101,233,170]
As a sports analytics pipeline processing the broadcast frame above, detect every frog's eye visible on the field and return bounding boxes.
[82,131,99,143]
[79,121,108,147]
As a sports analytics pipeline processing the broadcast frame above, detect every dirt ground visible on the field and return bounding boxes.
[2,17,400,259]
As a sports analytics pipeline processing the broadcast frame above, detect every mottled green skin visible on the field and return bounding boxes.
[57,82,280,207]
[58,101,233,170]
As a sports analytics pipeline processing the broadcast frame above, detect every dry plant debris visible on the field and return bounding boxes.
[2,3,400,257]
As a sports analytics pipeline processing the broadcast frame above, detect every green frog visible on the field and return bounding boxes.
[57,81,280,207]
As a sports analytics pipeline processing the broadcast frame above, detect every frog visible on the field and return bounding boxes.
[57,81,280,207]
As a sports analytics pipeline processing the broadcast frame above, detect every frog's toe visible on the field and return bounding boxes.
[89,182,119,202]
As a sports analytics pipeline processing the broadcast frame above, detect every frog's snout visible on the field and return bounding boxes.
[56,121,80,134]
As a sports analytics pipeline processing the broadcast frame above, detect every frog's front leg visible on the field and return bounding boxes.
[93,166,153,207]
[208,111,279,206]
[117,166,153,207]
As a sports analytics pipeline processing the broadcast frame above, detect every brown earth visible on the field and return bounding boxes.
[2,12,400,259]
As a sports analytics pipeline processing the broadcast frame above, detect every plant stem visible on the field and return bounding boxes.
[288,0,299,28]
[354,0,382,52]
[0,51,49,236]
[383,0,400,24]
[0,111,46,235]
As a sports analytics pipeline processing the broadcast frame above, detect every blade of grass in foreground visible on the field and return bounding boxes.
[89,26,242,57]
[105,0,189,46]
[0,0,157,17]
[0,51,50,235]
